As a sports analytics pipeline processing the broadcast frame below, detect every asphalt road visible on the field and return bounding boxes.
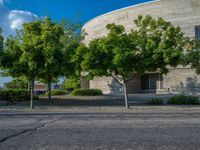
[0,111,200,150]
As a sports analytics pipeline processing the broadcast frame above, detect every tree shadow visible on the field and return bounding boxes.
[107,79,123,94]
[15,95,127,107]
[9,93,174,108]
[171,76,200,95]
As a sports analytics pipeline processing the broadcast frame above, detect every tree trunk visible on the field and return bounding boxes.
[28,81,30,91]
[123,82,129,109]
[30,79,34,109]
[48,82,51,101]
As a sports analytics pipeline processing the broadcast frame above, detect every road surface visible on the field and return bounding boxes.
[0,111,200,150]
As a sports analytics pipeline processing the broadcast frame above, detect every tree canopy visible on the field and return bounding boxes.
[37,17,65,100]
[1,21,45,108]
[0,28,3,52]
[0,15,190,109]
[184,38,200,74]
[0,17,82,108]
[5,78,28,90]
[79,15,187,108]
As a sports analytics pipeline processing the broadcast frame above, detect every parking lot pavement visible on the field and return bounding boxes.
[0,110,200,150]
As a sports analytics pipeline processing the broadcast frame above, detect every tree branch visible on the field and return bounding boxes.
[111,75,123,86]
[125,76,134,83]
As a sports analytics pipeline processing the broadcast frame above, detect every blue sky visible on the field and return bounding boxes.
[0,0,151,37]
[6,0,150,23]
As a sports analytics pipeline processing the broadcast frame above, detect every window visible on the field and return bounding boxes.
[141,73,163,91]
[195,26,200,39]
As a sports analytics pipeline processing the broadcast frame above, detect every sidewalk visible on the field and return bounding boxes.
[1,105,200,114]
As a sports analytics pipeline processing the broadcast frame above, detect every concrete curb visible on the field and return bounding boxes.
[0,106,200,113]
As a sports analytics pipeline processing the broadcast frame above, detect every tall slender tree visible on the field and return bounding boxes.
[1,21,44,109]
[38,17,65,101]
[39,18,83,100]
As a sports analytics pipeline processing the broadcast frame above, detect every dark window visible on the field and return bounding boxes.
[149,74,159,90]
[141,73,163,90]
[195,26,200,39]
[141,74,149,90]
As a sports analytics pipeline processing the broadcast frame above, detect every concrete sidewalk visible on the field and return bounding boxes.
[1,105,200,114]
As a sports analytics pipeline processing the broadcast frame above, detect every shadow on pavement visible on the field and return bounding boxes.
[9,94,173,107]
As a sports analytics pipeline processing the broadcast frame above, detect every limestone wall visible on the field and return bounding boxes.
[163,68,200,95]
[89,77,123,94]
[83,0,200,45]
[89,75,141,94]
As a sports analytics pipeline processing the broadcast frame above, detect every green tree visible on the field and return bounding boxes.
[39,18,83,101]
[62,77,80,91]
[0,28,4,67]
[38,17,65,101]
[60,20,84,93]
[5,78,28,89]
[80,15,186,109]
[61,20,84,78]
[185,38,200,74]
[1,17,82,107]
[0,28,3,52]
[1,21,44,109]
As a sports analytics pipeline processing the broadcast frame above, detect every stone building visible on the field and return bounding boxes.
[81,0,200,95]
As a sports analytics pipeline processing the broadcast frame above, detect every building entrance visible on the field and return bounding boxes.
[141,73,163,93]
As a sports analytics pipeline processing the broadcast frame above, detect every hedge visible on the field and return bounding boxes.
[71,89,103,96]
[167,95,199,105]
[0,89,38,102]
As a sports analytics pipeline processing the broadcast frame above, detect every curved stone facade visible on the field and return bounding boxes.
[83,0,200,45]
[82,0,200,95]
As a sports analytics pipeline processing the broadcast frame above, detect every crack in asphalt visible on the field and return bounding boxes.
[0,117,62,144]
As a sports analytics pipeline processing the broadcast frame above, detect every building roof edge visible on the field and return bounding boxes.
[83,0,160,28]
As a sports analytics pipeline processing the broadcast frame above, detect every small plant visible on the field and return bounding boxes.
[146,98,164,105]
[45,90,66,96]
[71,89,103,96]
[167,95,199,105]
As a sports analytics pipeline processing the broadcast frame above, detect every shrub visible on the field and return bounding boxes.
[167,95,199,105]
[71,89,103,96]
[33,95,39,100]
[146,98,164,105]
[0,89,38,102]
[62,77,80,91]
[45,90,66,96]
[5,79,28,89]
